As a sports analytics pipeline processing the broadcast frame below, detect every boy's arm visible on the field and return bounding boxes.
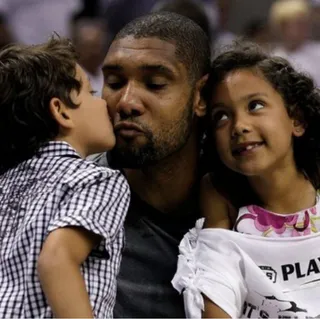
[200,174,236,229]
[37,226,100,318]
[39,168,130,317]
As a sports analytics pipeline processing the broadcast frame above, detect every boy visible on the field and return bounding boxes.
[0,36,130,318]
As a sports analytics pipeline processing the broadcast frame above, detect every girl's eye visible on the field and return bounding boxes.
[212,110,229,126]
[90,90,98,96]
[248,100,264,111]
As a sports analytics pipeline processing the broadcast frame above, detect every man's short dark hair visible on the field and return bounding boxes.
[0,36,81,173]
[114,11,211,83]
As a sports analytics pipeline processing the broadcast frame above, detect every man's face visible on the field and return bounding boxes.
[102,36,197,168]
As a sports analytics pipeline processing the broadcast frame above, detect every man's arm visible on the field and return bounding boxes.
[37,226,100,318]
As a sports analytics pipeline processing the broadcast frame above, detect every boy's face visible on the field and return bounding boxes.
[69,64,115,156]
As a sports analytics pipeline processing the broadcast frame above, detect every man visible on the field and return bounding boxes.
[98,11,210,317]
[71,16,107,96]
[270,0,320,86]
[152,0,211,41]
[0,0,81,44]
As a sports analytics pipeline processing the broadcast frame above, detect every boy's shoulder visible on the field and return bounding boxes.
[65,156,128,192]
[86,152,109,167]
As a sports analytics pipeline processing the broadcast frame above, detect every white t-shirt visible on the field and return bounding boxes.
[172,218,320,318]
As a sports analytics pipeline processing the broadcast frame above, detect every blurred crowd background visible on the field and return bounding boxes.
[1,0,320,95]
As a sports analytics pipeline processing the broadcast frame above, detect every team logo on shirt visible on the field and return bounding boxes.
[259,265,277,283]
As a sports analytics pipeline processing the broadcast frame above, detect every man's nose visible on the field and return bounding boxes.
[116,82,145,118]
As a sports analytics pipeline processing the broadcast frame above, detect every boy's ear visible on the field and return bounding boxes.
[292,118,306,137]
[193,74,208,118]
[49,98,74,129]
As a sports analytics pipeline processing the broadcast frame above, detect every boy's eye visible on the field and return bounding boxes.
[248,100,264,111]
[90,90,98,96]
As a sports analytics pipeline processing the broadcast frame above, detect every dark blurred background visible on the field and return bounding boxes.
[1,0,320,94]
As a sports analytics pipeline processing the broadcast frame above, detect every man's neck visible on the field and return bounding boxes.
[124,136,200,214]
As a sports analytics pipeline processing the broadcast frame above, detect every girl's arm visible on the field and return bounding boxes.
[200,174,235,318]
[200,173,237,229]
[203,295,231,318]
[37,227,100,318]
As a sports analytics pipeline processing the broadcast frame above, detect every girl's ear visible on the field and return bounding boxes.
[292,119,306,137]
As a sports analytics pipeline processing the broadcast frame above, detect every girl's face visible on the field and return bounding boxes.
[210,68,305,177]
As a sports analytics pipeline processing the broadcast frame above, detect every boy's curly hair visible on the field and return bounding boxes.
[203,42,320,208]
[0,36,81,173]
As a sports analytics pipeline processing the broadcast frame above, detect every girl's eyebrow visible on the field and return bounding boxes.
[212,92,268,109]
[238,92,268,102]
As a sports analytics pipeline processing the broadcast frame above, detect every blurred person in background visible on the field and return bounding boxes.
[270,0,320,86]
[103,0,157,47]
[153,0,211,43]
[71,16,107,96]
[243,19,272,51]
[0,13,12,49]
[202,0,236,54]
[0,0,81,44]
[310,0,320,41]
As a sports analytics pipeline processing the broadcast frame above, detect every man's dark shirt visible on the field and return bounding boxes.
[95,153,200,317]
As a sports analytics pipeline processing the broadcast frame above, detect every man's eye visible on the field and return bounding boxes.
[104,75,123,90]
[248,100,264,111]
[146,83,166,90]
[107,82,123,90]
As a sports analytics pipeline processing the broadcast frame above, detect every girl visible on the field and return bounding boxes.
[172,43,320,318]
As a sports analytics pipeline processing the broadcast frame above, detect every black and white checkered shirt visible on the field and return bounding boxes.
[0,141,130,318]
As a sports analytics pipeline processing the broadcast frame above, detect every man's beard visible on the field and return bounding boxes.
[109,93,194,169]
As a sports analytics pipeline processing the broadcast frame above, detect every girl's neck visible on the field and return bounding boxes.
[249,166,316,214]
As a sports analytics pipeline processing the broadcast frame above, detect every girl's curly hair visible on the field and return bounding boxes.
[203,42,320,208]
[0,36,81,173]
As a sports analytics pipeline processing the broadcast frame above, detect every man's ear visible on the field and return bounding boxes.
[292,118,306,137]
[193,74,208,117]
[49,98,74,130]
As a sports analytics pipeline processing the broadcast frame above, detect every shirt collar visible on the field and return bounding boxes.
[37,141,81,159]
